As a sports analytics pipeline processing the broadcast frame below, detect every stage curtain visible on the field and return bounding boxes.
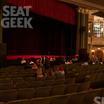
[3,13,77,55]
[4,0,77,55]
[7,0,77,24]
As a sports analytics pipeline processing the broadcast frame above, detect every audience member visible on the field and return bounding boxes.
[21,58,27,65]
[32,58,44,80]
[55,65,65,79]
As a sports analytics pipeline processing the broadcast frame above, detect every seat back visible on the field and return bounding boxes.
[36,86,51,97]
[51,84,65,96]
[0,89,17,101]
[51,95,69,104]
[17,88,35,99]
[65,84,79,94]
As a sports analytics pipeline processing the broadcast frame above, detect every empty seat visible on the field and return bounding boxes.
[78,82,90,92]
[6,97,51,104]
[65,77,75,84]
[75,75,86,83]
[35,86,51,97]
[0,78,11,83]
[23,77,36,82]
[12,78,30,89]
[30,97,51,104]
[14,81,30,89]
[51,95,69,104]
[51,84,65,96]
[7,97,51,104]
[65,84,79,94]
[7,99,31,104]
[90,81,104,89]
[67,92,85,104]
[96,72,104,82]
[0,82,13,90]
[17,88,35,99]
[54,79,65,85]
[90,73,97,82]
[29,80,45,88]
[44,80,54,86]
[0,89,17,101]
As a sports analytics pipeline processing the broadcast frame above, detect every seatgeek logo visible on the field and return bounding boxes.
[94,96,104,104]
[1,5,33,29]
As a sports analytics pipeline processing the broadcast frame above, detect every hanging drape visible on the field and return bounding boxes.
[3,0,77,55]
[7,0,76,24]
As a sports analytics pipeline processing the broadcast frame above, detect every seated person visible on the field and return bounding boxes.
[21,58,27,65]
[32,59,44,80]
[55,65,65,79]
[29,60,34,65]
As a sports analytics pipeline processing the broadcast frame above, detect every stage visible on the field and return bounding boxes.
[6,55,65,60]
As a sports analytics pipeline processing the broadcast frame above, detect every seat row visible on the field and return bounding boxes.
[4,88,104,104]
[0,82,91,101]
[0,75,94,90]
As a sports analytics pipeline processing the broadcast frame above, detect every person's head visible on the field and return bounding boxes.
[35,58,41,65]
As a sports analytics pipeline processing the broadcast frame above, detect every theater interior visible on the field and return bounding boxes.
[0,0,104,104]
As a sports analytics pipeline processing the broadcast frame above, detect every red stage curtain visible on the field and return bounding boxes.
[7,0,77,24]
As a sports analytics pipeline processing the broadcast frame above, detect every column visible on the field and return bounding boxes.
[76,8,89,53]
[84,10,89,51]
[76,8,81,53]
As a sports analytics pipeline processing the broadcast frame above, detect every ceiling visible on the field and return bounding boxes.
[85,0,104,17]
[59,0,104,10]
[85,0,104,7]
[59,0,104,18]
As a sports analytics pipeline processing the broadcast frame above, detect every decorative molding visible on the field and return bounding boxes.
[59,0,104,10]
[78,8,89,14]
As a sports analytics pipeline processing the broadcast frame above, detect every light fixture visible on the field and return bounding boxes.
[97,48,101,50]
[91,50,95,52]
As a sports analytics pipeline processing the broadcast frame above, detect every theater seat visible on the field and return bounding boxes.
[17,88,35,99]
[35,86,51,97]
[0,89,17,101]
[12,79,30,89]
[7,97,51,104]
[44,80,54,86]
[30,81,45,88]
[30,97,51,104]
[78,82,90,92]
[67,93,85,104]
[51,95,69,104]
[65,84,79,94]
[0,82,13,90]
[65,77,75,84]
[51,84,65,96]
[7,99,31,104]
[53,79,65,85]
